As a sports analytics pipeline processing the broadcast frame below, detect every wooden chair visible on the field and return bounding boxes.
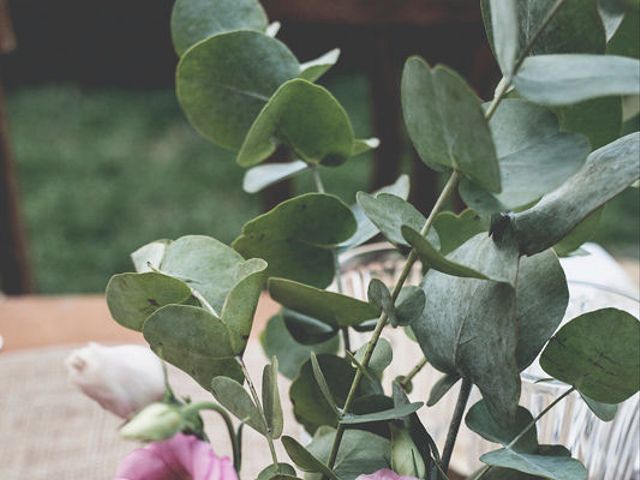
[0,0,33,294]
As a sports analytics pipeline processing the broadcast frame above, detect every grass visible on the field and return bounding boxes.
[6,79,638,293]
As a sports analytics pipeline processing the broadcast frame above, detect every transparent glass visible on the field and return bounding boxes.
[337,244,640,480]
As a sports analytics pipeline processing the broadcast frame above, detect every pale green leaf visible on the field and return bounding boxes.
[233,193,356,288]
[242,160,309,194]
[401,56,500,192]
[540,308,640,403]
[211,376,267,434]
[237,79,355,167]
[171,0,268,56]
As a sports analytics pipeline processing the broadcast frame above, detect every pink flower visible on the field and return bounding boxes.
[115,433,237,480]
[356,469,419,480]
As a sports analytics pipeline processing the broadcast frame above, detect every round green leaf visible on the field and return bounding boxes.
[106,272,192,331]
[401,56,500,192]
[177,30,299,150]
[233,194,357,288]
[540,308,640,403]
[237,79,355,167]
[143,305,243,388]
[171,0,268,56]
[211,376,267,434]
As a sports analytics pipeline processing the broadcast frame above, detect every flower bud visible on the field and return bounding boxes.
[65,343,165,418]
[390,425,426,479]
[120,402,184,442]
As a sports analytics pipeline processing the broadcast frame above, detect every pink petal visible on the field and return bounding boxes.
[115,447,182,480]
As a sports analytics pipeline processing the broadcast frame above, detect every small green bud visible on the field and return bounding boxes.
[120,402,184,442]
[390,425,426,478]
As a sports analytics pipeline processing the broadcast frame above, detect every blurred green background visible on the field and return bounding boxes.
[7,77,639,293]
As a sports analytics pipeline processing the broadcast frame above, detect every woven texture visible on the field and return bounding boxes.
[0,343,300,480]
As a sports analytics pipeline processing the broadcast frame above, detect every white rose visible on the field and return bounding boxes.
[65,343,165,418]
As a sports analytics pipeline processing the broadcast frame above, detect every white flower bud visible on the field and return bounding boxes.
[120,402,184,442]
[65,343,165,418]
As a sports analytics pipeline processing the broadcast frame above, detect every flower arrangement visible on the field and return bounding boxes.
[69,0,640,479]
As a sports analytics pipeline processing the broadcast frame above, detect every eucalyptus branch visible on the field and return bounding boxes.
[441,378,472,472]
[324,170,462,474]
[181,401,241,469]
[398,0,569,390]
[485,0,567,120]
[312,164,352,352]
[474,386,576,480]
[238,357,279,467]
[399,357,428,390]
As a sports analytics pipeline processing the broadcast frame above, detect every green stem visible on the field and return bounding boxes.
[441,378,472,472]
[399,357,428,390]
[182,401,241,470]
[312,166,325,193]
[324,170,462,474]
[238,357,279,467]
[474,386,576,480]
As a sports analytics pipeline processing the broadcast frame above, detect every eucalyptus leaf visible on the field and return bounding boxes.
[487,0,519,76]
[261,313,340,380]
[310,353,340,415]
[392,383,439,470]
[243,160,309,194]
[237,79,355,167]
[177,31,299,150]
[580,394,618,422]
[131,239,170,272]
[599,0,627,40]
[395,287,426,327]
[433,210,486,255]
[340,175,410,249]
[283,309,338,345]
[341,402,423,425]
[269,277,379,328]
[460,100,590,215]
[351,137,381,157]
[211,376,267,434]
[469,467,541,479]
[143,305,243,388]
[106,272,192,331]
[403,227,502,282]
[281,436,340,480]
[408,229,519,285]
[262,358,284,438]
[233,193,356,288]
[299,48,341,82]
[413,269,520,424]
[367,280,397,326]
[466,400,538,453]
[540,308,640,403]
[427,373,460,407]
[354,338,393,379]
[356,192,439,247]
[554,97,623,150]
[257,463,297,480]
[305,428,391,480]
[141,235,255,313]
[480,447,587,480]
[220,258,268,353]
[514,249,569,370]
[482,0,606,58]
[289,354,357,434]
[170,0,268,56]
[511,132,640,255]
[401,56,500,192]
[553,208,603,257]
[514,54,640,106]
[607,8,640,58]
